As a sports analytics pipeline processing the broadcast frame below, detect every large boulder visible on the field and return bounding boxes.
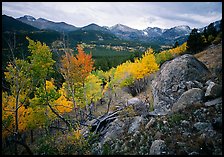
[151,54,210,114]
[172,88,204,113]
[100,118,125,145]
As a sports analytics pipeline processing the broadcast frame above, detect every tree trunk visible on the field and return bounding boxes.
[83,82,88,120]
[47,103,72,130]
[15,93,19,155]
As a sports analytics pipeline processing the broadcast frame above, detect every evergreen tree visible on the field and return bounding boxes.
[207,22,217,37]
[173,41,179,48]
[186,28,205,53]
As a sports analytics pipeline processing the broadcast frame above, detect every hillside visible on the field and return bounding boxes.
[194,43,222,84]
[2,40,222,155]
[17,15,79,32]
[2,15,39,32]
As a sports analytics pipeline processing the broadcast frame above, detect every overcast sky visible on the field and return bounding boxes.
[2,2,222,30]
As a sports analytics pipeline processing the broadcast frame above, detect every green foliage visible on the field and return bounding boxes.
[4,59,32,96]
[34,135,59,155]
[102,143,113,155]
[27,37,55,84]
[168,113,185,126]
[207,35,215,44]
[155,50,173,65]
[212,32,222,45]
[187,28,205,53]
[187,21,222,53]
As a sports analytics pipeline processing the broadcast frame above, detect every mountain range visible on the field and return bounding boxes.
[15,15,193,45]
[2,14,222,47]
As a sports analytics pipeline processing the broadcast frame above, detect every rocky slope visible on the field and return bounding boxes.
[81,44,222,155]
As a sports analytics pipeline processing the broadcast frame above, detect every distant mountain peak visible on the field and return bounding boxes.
[110,24,138,33]
[174,25,191,30]
[19,15,36,21]
[17,15,78,32]
[37,18,49,22]
[80,23,109,32]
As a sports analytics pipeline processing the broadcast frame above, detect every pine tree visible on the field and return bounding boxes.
[186,28,205,53]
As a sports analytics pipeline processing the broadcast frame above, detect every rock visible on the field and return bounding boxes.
[127,97,142,106]
[193,109,207,122]
[172,88,204,113]
[91,142,102,155]
[212,117,222,131]
[128,116,143,134]
[133,131,140,139]
[145,117,156,129]
[86,118,98,126]
[128,139,135,147]
[172,85,179,92]
[181,120,190,127]
[101,118,125,145]
[205,79,212,86]
[148,109,168,116]
[205,82,222,98]
[193,80,204,89]
[193,122,212,131]
[189,151,199,155]
[179,82,186,89]
[127,98,148,116]
[139,135,145,145]
[204,97,222,107]
[152,54,209,114]
[150,140,166,155]
[185,81,195,90]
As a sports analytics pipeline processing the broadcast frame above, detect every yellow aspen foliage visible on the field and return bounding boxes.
[85,73,103,104]
[159,42,187,57]
[2,91,34,137]
[53,84,73,113]
[114,48,159,87]
[46,80,73,113]
[46,79,56,92]
[155,42,187,65]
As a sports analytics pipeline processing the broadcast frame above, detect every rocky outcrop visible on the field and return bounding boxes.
[151,54,210,114]
[128,116,144,134]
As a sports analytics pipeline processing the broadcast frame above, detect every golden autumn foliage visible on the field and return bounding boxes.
[53,82,73,113]
[84,74,103,104]
[155,42,187,65]
[60,45,95,109]
[114,48,159,87]
[2,92,34,137]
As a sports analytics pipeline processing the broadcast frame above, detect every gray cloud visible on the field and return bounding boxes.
[2,2,222,30]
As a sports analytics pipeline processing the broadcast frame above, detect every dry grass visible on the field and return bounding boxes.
[194,43,222,72]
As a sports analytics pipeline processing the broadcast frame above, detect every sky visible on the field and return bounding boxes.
[2,2,222,30]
